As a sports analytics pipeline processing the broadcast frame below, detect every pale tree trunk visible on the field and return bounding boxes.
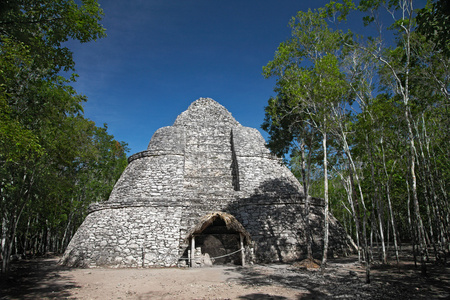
[386,214,390,254]
[417,134,438,260]
[14,236,18,258]
[335,165,361,262]
[337,127,370,282]
[418,115,447,260]
[380,138,400,265]
[385,180,400,265]
[428,174,449,257]
[349,166,371,283]
[45,219,51,255]
[369,207,376,261]
[339,170,362,262]
[23,217,31,257]
[406,180,418,267]
[39,228,45,254]
[1,216,8,273]
[61,212,74,253]
[368,0,428,275]
[349,190,362,263]
[300,139,313,260]
[366,135,387,263]
[33,217,39,257]
[1,167,36,272]
[1,196,28,273]
[405,107,428,275]
[382,0,427,275]
[321,130,329,270]
[1,206,25,273]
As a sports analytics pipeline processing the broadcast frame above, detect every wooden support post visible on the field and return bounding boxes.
[240,233,245,266]
[190,236,195,267]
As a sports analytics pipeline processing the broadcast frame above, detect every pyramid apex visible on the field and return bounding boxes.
[173,97,240,127]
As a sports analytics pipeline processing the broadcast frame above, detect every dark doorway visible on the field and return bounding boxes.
[195,218,241,265]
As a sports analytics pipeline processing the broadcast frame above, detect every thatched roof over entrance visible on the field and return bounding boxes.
[185,212,251,245]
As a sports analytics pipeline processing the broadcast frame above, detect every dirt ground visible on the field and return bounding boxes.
[1,254,449,299]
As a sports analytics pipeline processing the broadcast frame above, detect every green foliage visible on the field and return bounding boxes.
[263,8,350,125]
[261,96,298,158]
[263,0,449,262]
[263,6,352,182]
[324,0,356,20]
[0,0,128,273]
[416,0,450,56]
[0,0,106,73]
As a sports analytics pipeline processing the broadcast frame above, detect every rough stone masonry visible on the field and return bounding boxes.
[61,98,355,268]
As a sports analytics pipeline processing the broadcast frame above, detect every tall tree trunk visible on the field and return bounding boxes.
[321,130,329,270]
[407,180,418,267]
[380,139,400,265]
[340,130,369,275]
[419,114,446,260]
[45,219,51,255]
[1,216,8,274]
[339,171,361,262]
[300,139,313,260]
[61,212,73,253]
[1,200,27,273]
[369,212,374,262]
[400,0,427,275]
[349,166,371,283]
[405,107,427,275]
[23,217,31,257]
[366,135,387,263]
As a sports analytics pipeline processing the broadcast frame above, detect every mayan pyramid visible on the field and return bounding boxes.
[61,98,355,267]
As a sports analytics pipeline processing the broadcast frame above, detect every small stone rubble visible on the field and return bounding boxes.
[61,98,355,268]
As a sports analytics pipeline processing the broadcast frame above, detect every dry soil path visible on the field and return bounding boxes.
[1,255,449,299]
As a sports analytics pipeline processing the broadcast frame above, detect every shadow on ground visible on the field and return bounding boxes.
[0,256,79,299]
[226,255,450,300]
[238,293,289,300]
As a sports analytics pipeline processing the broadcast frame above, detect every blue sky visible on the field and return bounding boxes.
[66,0,333,154]
[67,0,424,155]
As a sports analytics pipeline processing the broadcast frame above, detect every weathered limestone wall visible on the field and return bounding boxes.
[227,200,353,262]
[147,126,186,154]
[61,205,183,267]
[232,126,303,195]
[174,99,239,199]
[173,99,240,128]
[108,126,186,203]
[183,125,234,196]
[108,155,184,203]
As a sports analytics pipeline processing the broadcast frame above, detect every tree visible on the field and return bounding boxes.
[263,0,450,283]
[0,0,112,273]
[358,0,444,275]
[416,0,450,56]
[264,0,449,281]
[0,0,106,74]
[262,93,319,261]
[263,7,351,270]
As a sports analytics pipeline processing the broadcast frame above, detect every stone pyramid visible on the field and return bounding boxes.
[61,98,355,267]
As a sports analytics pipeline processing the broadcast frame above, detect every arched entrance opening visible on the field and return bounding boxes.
[185,212,251,267]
